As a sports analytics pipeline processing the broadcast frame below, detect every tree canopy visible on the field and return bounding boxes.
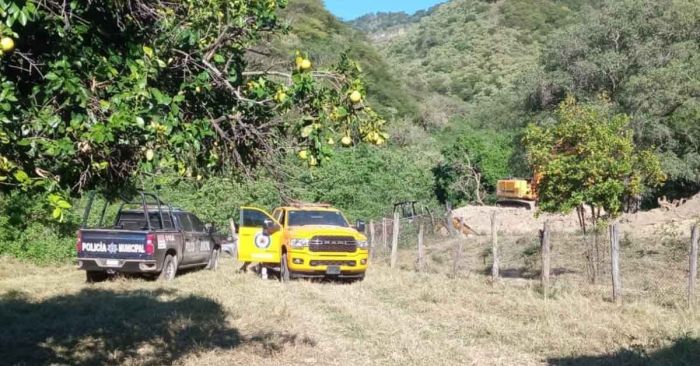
[524,96,665,217]
[0,0,386,217]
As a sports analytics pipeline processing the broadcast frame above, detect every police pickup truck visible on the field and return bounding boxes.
[76,192,221,282]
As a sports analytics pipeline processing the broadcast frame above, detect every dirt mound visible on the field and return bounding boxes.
[453,194,700,237]
[619,193,700,237]
[451,205,582,236]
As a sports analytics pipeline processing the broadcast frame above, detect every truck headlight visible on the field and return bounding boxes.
[291,238,309,248]
[357,240,368,249]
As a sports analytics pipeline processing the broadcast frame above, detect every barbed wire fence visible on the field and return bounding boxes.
[369,208,700,310]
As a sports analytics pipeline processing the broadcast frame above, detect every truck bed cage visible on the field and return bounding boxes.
[82,191,176,231]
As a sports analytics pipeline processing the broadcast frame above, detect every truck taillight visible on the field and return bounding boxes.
[76,231,82,252]
[146,233,156,255]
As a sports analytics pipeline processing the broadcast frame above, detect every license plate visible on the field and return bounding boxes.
[326,265,341,275]
[105,259,120,267]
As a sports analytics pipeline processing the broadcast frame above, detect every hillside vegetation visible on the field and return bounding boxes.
[356,0,700,203]
[1,0,699,262]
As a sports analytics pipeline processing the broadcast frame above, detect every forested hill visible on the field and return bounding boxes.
[351,0,700,201]
[353,0,595,108]
[348,6,437,35]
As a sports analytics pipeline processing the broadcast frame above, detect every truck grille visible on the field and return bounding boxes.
[310,260,356,267]
[308,236,357,252]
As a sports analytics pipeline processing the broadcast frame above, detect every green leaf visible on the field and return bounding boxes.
[52,207,62,219]
[57,199,72,209]
[13,170,29,183]
[143,46,154,58]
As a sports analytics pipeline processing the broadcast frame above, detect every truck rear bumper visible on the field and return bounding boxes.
[77,258,159,273]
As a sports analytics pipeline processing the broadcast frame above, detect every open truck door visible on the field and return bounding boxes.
[238,207,282,264]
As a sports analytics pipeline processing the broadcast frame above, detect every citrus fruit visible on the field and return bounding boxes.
[349,90,362,103]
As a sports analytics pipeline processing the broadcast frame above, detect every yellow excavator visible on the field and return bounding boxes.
[496,172,542,210]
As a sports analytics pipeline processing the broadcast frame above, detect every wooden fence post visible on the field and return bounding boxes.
[689,224,699,307]
[610,221,621,304]
[446,202,457,236]
[417,223,425,272]
[390,212,400,269]
[382,218,388,251]
[491,211,499,281]
[540,221,551,298]
[452,217,465,276]
[369,220,376,259]
[229,218,238,259]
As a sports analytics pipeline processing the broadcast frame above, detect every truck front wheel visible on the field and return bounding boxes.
[86,270,108,283]
[159,254,178,281]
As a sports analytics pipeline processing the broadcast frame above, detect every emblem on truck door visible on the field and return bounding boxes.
[254,231,271,249]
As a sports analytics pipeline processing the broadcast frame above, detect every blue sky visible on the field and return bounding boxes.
[324,0,445,21]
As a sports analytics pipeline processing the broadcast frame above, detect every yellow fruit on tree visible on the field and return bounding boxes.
[349,90,362,103]
[327,138,335,145]
[300,59,311,71]
[275,90,287,103]
[341,136,352,146]
[0,37,14,52]
[298,150,308,160]
[146,149,154,161]
[195,86,201,93]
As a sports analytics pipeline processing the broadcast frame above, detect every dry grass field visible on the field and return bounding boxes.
[1,239,699,366]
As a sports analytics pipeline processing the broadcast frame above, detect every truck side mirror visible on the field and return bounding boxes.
[355,220,366,233]
[263,219,274,230]
[263,219,280,234]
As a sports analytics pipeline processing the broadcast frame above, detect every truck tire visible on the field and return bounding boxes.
[206,248,220,271]
[86,270,108,283]
[159,254,178,281]
[280,253,290,283]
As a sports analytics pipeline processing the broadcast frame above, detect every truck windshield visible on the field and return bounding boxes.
[288,210,349,227]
